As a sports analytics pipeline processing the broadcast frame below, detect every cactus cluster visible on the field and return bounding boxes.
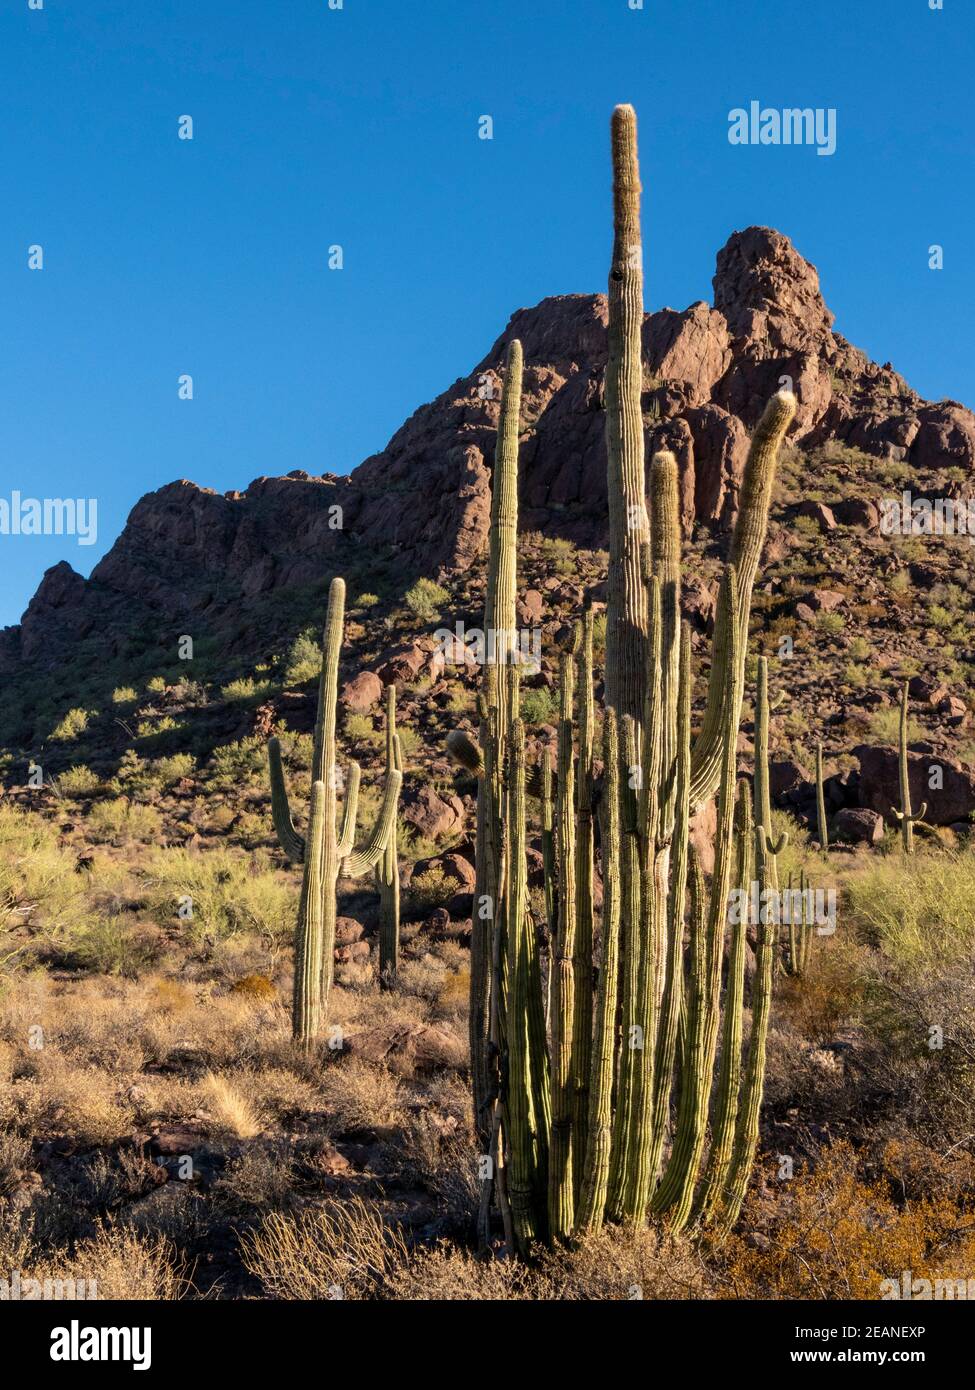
[454,105,796,1250]
[269,577,402,1044]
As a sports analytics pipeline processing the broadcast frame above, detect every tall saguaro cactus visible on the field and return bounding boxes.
[377,684,402,987]
[892,681,926,854]
[269,577,402,1044]
[450,106,794,1252]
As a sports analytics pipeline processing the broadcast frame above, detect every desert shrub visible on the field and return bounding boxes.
[520,687,558,726]
[404,577,449,621]
[283,629,322,687]
[407,867,453,917]
[344,713,377,744]
[720,1142,975,1300]
[207,736,267,790]
[140,848,296,943]
[845,850,975,1145]
[68,918,162,977]
[241,1196,409,1300]
[357,593,380,608]
[146,676,166,693]
[111,686,138,705]
[537,536,576,576]
[867,705,923,745]
[230,973,277,1002]
[221,676,273,703]
[56,765,102,797]
[87,798,163,845]
[49,707,94,742]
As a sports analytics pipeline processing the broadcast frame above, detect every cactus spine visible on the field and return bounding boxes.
[892,681,926,854]
[269,577,402,1044]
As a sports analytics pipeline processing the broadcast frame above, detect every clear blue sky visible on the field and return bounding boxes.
[2,0,971,628]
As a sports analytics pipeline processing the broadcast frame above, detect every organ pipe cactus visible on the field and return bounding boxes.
[269,577,402,1043]
[892,681,926,854]
[449,104,794,1250]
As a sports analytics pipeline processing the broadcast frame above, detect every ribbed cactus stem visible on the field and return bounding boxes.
[653,567,742,1230]
[500,712,547,1252]
[690,391,795,807]
[755,657,788,882]
[815,740,829,851]
[540,746,556,1027]
[716,821,777,1236]
[576,707,622,1232]
[606,712,643,1222]
[548,650,578,1241]
[647,623,692,1188]
[696,779,752,1223]
[571,610,596,1193]
[891,682,926,854]
[470,339,523,1151]
[292,780,327,1046]
[604,104,649,737]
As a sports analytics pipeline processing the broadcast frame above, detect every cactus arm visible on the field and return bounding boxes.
[341,768,403,878]
[336,762,361,859]
[689,392,796,808]
[268,736,305,863]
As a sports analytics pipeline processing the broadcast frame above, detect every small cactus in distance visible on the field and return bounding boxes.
[891,681,926,854]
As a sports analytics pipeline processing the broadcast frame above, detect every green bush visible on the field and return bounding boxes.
[283,630,322,687]
[404,578,449,622]
[112,686,138,705]
[221,676,274,703]
[57,765,103,797]
[49,707,95,742]
[520,687,558,726]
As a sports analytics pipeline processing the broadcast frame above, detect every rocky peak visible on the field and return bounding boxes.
[4,227,975,681]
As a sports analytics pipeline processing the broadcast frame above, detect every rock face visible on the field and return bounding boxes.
[4,225,975,678]
[854,744,975,826]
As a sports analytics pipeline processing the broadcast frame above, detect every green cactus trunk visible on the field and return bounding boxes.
[377,684,402,989]
[892,681,926,853]
[269,576,401,1046]
[815,740,829,852]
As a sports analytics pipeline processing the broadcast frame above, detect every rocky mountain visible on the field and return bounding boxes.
[3,225,974,681]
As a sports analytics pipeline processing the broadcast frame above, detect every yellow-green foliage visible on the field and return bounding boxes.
[845,848,975,966]
[207,737,268,790]
[112,686,138,705]
[49,708,95,742]
[86,798,163,844]
[57,765,103,797]
[0,805,92,946]
[404,577,449,621]
[221,677,273,703]
[140,848,297,942]
[283,630,322,687]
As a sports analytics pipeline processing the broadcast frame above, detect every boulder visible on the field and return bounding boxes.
[400,786,466,840]
[832,807,884,845]
[340,671,383,713]
[855,744,975,826]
